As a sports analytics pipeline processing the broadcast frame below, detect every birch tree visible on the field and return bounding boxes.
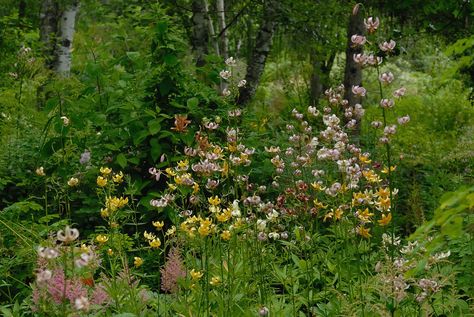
[54,1,79,76]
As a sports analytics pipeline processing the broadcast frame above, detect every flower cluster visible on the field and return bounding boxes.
[32,226,109,314]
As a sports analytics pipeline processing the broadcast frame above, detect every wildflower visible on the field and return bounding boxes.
[379,72,395,84]
[107,249,114,255]
[79,150,91,164]
[161,247,186,293]
[366,54,383,65]
[353,53,367,65]
[190,269,203,281]
[97,176,107,187]
[238,79,247,87]
[376,197,391,211]
[74,296,89,311]
[351,34,367,46]
[221,230,231,241]
[57,226,79,243]
[152,221,164,230]
[393,87,406,98]
[268,232,280,240]
[225,56,236,66]
[100,208,109,218]
[208,196,221,206]
[171,114,191,133]
[334,208,344,220]
[219,70,231,80]
[166,226,176,236]
[75,252,95,268]
[100,167,112,175]
[380,98,395,108]
[36,269,53,283]
[80,244,90,253]
[144,231,156,241]
[378,213,392,226]
[357,226,372,238]
[60,116,70,126]
[432,250,451,261]
[259,307,269,316]
[380,40,396,52]
[257,232,267,241]
[67,177,79,187]
[222,88,231,97]
[134,257,143,268]
[149,238,161,248]
[397,115,410,125]
[216,209,231,222]
[112,171,124,183]
[36,167,45,176]
[364,17,380,33]
[198,223,212,237]
[38,247,59,259]
[228,109,242,117]
[382,166,397,174]
[371,120,383,128]
[352,85,366,97]
[210,276,221,286]
[95,235,108,244]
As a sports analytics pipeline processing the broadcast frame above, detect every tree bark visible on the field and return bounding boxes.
[204,0,220,56]
[191,0,210,67]
[54,1,79,76]
[39,0,59,69]
[19,0,26,20]
[216,0,229,59]
[310,49,336,107]
[237,0,278,106]
[343,8,364,107]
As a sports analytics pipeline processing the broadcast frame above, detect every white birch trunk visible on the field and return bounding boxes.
[204,0,220,56]
[55,1,79,77]
[216,0,228,59]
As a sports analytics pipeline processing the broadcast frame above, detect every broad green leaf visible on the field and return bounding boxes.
[116,153,127,169]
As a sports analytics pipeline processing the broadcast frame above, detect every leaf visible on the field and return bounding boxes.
[186,97,199,109]
[150,138,162,162]
[133,130,149,146]
[116,153,127,169]
[148,119,161,135]
[164,54,178,66]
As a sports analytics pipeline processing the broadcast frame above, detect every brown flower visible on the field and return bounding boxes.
[171,115,191,133]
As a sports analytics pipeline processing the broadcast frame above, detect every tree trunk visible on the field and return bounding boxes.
[237,0,278,106]
[216,0,229,59]
[204,0,220,56]
[191,0,210,67]
[310,49,336,107]
[54,1,79,76]
[19,0,26,20]
[343,8,364,107]
[39,0,59,69]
